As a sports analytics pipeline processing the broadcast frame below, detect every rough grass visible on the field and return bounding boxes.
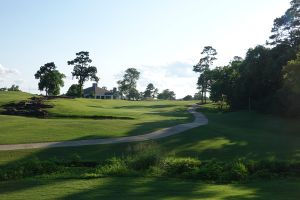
[0,91,195,144]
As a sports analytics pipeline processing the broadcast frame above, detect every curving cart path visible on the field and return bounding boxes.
[0,105,208,151]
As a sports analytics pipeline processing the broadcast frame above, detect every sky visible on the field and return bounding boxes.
[0,0,291,98]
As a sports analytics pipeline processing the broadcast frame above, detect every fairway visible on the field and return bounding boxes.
[0,92,195,144]
[0,93,299,200]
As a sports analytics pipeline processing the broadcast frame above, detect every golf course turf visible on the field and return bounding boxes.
[0,91,299,200]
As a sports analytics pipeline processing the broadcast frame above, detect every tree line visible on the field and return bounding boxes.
[34,51,177,100]
[193,0,300,117]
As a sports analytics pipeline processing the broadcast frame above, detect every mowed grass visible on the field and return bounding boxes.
[0,91,195,144]
[1,94,300,200]
[1,177,299,200]
[0,103,299,165]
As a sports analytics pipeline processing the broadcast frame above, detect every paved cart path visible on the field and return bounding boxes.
[0,105,208,151]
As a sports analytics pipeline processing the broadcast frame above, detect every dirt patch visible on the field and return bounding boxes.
[1,96,134,120]
[2,96,53,118]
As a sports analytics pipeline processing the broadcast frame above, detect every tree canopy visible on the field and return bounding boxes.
[34,62,65,96]
[143,83,158,99]
[193,46,217,104]
[67,51,99,96]
[157,89,176,100]
[117,68,140,100]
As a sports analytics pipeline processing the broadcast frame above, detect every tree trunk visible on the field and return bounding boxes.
[248,96,251,112]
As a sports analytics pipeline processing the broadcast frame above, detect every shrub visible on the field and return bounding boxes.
[160,157,201,176]
[197,160,224,181]
[229,161,248,180]
[127,152,160,171]
[95,157,132,177]
[0,158,61,181]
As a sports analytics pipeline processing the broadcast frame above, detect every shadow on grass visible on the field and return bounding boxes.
[0,106,300,199]
[48,114,135,120]
[114,104,177,109]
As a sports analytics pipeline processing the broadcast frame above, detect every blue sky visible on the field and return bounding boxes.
[0,0,290,98]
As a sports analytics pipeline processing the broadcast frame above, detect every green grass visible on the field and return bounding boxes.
[1,177,299,200]
[0,103,299,165]
[0,91,33,112]
[0,94,299,199]
[0,91,195,144]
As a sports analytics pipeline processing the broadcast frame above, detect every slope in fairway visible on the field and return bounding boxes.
[0,91,195,144]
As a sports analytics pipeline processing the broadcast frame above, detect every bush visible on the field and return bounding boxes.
[229,161,248,180]
[197,160,224,181]
[127,151,160,171]
[0,158,61,181]
[160,157,201,176]
[95,157,133,177]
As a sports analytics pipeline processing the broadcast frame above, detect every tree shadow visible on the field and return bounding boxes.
[0,107,299,199]
[114,104,177,109]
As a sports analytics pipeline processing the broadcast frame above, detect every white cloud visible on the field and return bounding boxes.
[136,61,198,98]
[0,64,19,77]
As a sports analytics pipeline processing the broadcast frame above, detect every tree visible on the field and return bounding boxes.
[268,0,300,47]
[128,88,140,100]
[143,83,158,99]
[157,89,176,100]
[193,46,217,104]
[277,51,300,116]
[117,68,140,100]
[34,62,65,96]
[67,51,99,96]
[7,85,20,91]
[66,84,81,97]
[183,95,193,101]
[112,87,120,99]
[193,91,202,100]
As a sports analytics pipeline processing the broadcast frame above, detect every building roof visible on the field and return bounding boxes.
[83,83,113,96]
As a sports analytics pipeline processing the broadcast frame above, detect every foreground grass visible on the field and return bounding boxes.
[0,91,195,144]
[1,177,299,200]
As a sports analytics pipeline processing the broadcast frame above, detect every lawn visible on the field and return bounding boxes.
[0,91,195,144]
[1,177,299,200]
[1,93,300,200]
[0,103,299,165]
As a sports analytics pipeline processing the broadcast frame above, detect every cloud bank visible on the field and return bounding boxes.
[136,61,198,98]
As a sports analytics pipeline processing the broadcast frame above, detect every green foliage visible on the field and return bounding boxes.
[193,46,217,104]
[157,89,176,100]
[117,68,140,100]
[204,2,300,117]
[230,161,248,180]
[7,84,20,91]
[1,155,299,183]
[66,84,81,97]
[268,0,300,47]
[34,62,65,96]
[143,83,158,99]
[67,51,99,96]
[159,157,201,176]
[95,157,132,177]
[276,51,300,116]
[127,152,160,171]
[0,157,61,181]
[182,95,193,101]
